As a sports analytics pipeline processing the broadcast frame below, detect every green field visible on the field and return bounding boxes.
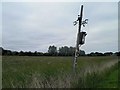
[2,56,118,88]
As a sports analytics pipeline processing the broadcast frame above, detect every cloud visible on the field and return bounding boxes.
[2,2,118,53]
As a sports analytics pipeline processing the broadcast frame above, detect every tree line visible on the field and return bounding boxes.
[0,46,120,56]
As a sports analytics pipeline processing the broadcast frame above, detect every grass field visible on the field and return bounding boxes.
[2,56,118,88]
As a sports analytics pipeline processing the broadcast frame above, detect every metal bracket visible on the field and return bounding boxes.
[82,19,88,27]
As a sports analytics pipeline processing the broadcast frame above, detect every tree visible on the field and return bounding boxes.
[87,52,104,56]
[48,45,57,56]
[89,52,95,56]
[12,51,19,55]
[0,47,3,55]
[59,47,64,56]
[19,51,24,56]
[58,46,70,56]
[58,46,85,56]
[63,46,69,56]
[68,47,75,56]
[3,50,12,55]
[104,52,113,56]
[93,52,104,56]
[79,50,85,56]
[114,52,120,56]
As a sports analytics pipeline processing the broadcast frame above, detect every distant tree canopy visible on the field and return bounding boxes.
[104,52,113,56]
[48,45,57,56]
[0,46,120,56]
[87,52,104,56]
[0,47,3,55]
[47,46,85,56]
[58,46,75,56]
[79,50,86,56]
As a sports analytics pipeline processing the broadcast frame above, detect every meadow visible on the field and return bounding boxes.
[2,56,118,88]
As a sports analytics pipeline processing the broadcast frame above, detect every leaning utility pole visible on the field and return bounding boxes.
[73,5,88,72]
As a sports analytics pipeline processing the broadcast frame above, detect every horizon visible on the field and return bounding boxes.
[1,46,119,54]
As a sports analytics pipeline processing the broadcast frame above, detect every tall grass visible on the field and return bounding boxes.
[26,63,118,88]
[2,56,118,88]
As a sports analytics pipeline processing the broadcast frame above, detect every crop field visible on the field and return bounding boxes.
[2,56,119,88]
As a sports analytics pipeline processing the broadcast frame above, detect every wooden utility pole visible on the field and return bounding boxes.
[73,5,88,72]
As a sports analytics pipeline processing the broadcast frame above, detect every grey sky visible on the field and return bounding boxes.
[2,2,118,53]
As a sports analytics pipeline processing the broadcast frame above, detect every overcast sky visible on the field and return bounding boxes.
[2,2,118,53]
